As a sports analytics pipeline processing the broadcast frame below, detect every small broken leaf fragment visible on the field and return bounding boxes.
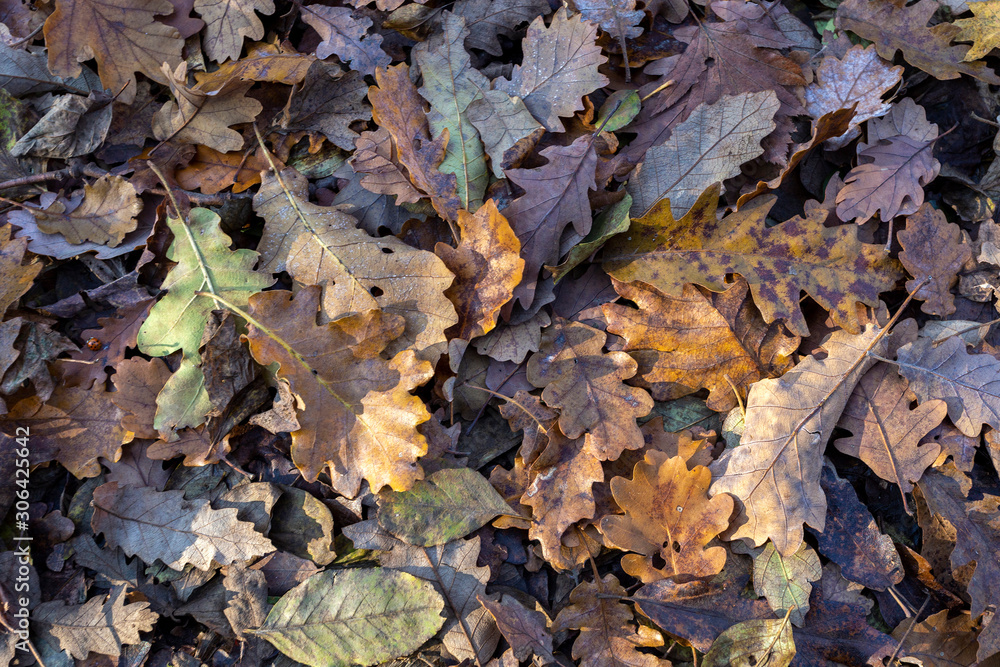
[600,451,733,583]
[955,0,1000,61]
[257,568,445,667]
[377,467,513,545]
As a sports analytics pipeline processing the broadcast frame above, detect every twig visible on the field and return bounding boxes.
[930,316,1000,347]
[148,187,253,206]
[886,595,930,666]
[0,169,73,191]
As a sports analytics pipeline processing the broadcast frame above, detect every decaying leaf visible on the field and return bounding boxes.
[600,451,733,583]
[0,226,42,315]
[301,4,391,76]
[898,203,972,316]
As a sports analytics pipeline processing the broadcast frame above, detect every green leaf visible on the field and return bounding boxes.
[752,542,822,626]
[256,568,445,667]
[596,90,641,133]
[377,467,513,545]
[153,357,211,438]
[413,11,489,211]
[703,615,796,667]
[547,193,631,283]
[137,207,274,359]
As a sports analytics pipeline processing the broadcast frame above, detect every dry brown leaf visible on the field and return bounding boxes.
[710,323,889,556]
[244,286,434,495]
[601,451,733,583]
[0,226,42,315]
[253,164,457,363]
[369,63,461,222]
[42,0,184,104]
[500,389,559,465]
[152,64,263,152]
[435,200,524,341]
[466,89,544,179]
[175,145,269,195]
[527,317,653,459]
[899,203,972,317]
[194,40,316,91]
[301,4,391,76]
[892,609,980,667]
[111,357,171,439]
[955,1,1000,61]
[834,363,946,505]
[478,595,555,664]
[836,0,1000,83]
[603,277,799,412]
[804,44,903,148]
[279,61,370,151]
[551,574,666,667]
[450,0,550,56]
[21,174,140,246]
[351,127,426,204]
[194,0,274,63]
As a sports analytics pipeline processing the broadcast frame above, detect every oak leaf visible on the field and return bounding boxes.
[301,4,391,76]
[137,206,273,360]
[898,203,972,316]
[244,286,434,494]
[279,61,370,151]
[896,337,1000,437]
[369,63,461,222]
[21,174,140,246]
[505,135,598,309]
[603,277,798,412]
[413,12,490,211]
[0,43,101,97]
[466,89,544,178]
[435,200,523,341]
[752,542,822,626]
[627,91,779,219]
[548,193,632,284]
[111,357,172,439]
[527,317,652,459]
[956,1,1000,61]
[0,225,41,315]
[10,91,113,159]
[600,451,733,583]
[478,596,556,664]
[709,323,889,556]
[804,44,903,149]
[703,616,796,667]
[571,0,643,79]
[91,482,273,571]
[253,165,457,363]
[194,40,316,91]
[350,127,425,203]
[223,563,273,665]
[450,0,550,56]
[495,8,610,133]
[154,356,212,436]
[175,145,269,195]
[194,0,274,63]
[834,363,946,502]
[32,585,157,659]
[836,0,1000,83]
[551,574,665,667]
[42,0,184,104]
[152,64,263,153]
[604,185,904,337]
[892,609,981,666]
[836,99,940,223]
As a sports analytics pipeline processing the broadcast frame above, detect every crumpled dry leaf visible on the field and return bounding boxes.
[194,40,316,91]
[436,200,523,341]
[899,203,972,317]
[16,174,140,246]
[91,481,274,571]
[627,91,779,219]
[527,317,652,459]
[600,451,733,583]
[552,574,665,667]
[244,286,434,495]
[0,226,41,315]
[710,323,889,556]
[11,91,113,158]
[892,609,980,666]
[42,0,184,104]
[604,184,904,337]
[896,337,1000,437]
[495,8,610,133]
[32,585,157,660]
[194,0,274,63]
[804,44,902,149]
[301,4,391,76]
[603,277,799,412]
[834,362,946,502]
[836,0,1000,83]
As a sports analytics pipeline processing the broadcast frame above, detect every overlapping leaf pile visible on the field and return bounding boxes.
[4,0,1000,664]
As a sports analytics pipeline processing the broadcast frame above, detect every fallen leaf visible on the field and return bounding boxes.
[600,451,734,583]
[10,91,113,158]
[0,226,42,315]
[194,0,274,63]
[527,317,652,459]
[301,4,391,76]
[834,362,946,502]
[91,481,274,571]
[702,615,796,667]
[896,337,1000,437]
[836,0,1000,83]
[223,563,273,664]
[752,542,822,626]
[175,145,269,194]
[466,89,544,179]
[495,8,610,133]
[603,277,799,412]
[954,0,1000,62]
[18,174,140,246]
[450,0,550,56]
[32,585,157,659]
[257,568,445,667]
[548,192,632,283]
[42,0,184,104]
[268,485,336,565]
[892,609,980,667]
[551,574,665,667]
[604,184,903,337]
[377,467,513,545]
[193,40,316,91]
[709,323,888,556]
[279,62,370,151]
[899,203,972,316]
[435,199,523,341]
[627,91,779,219]
[244,286,434,494]
[478,595,556,664]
